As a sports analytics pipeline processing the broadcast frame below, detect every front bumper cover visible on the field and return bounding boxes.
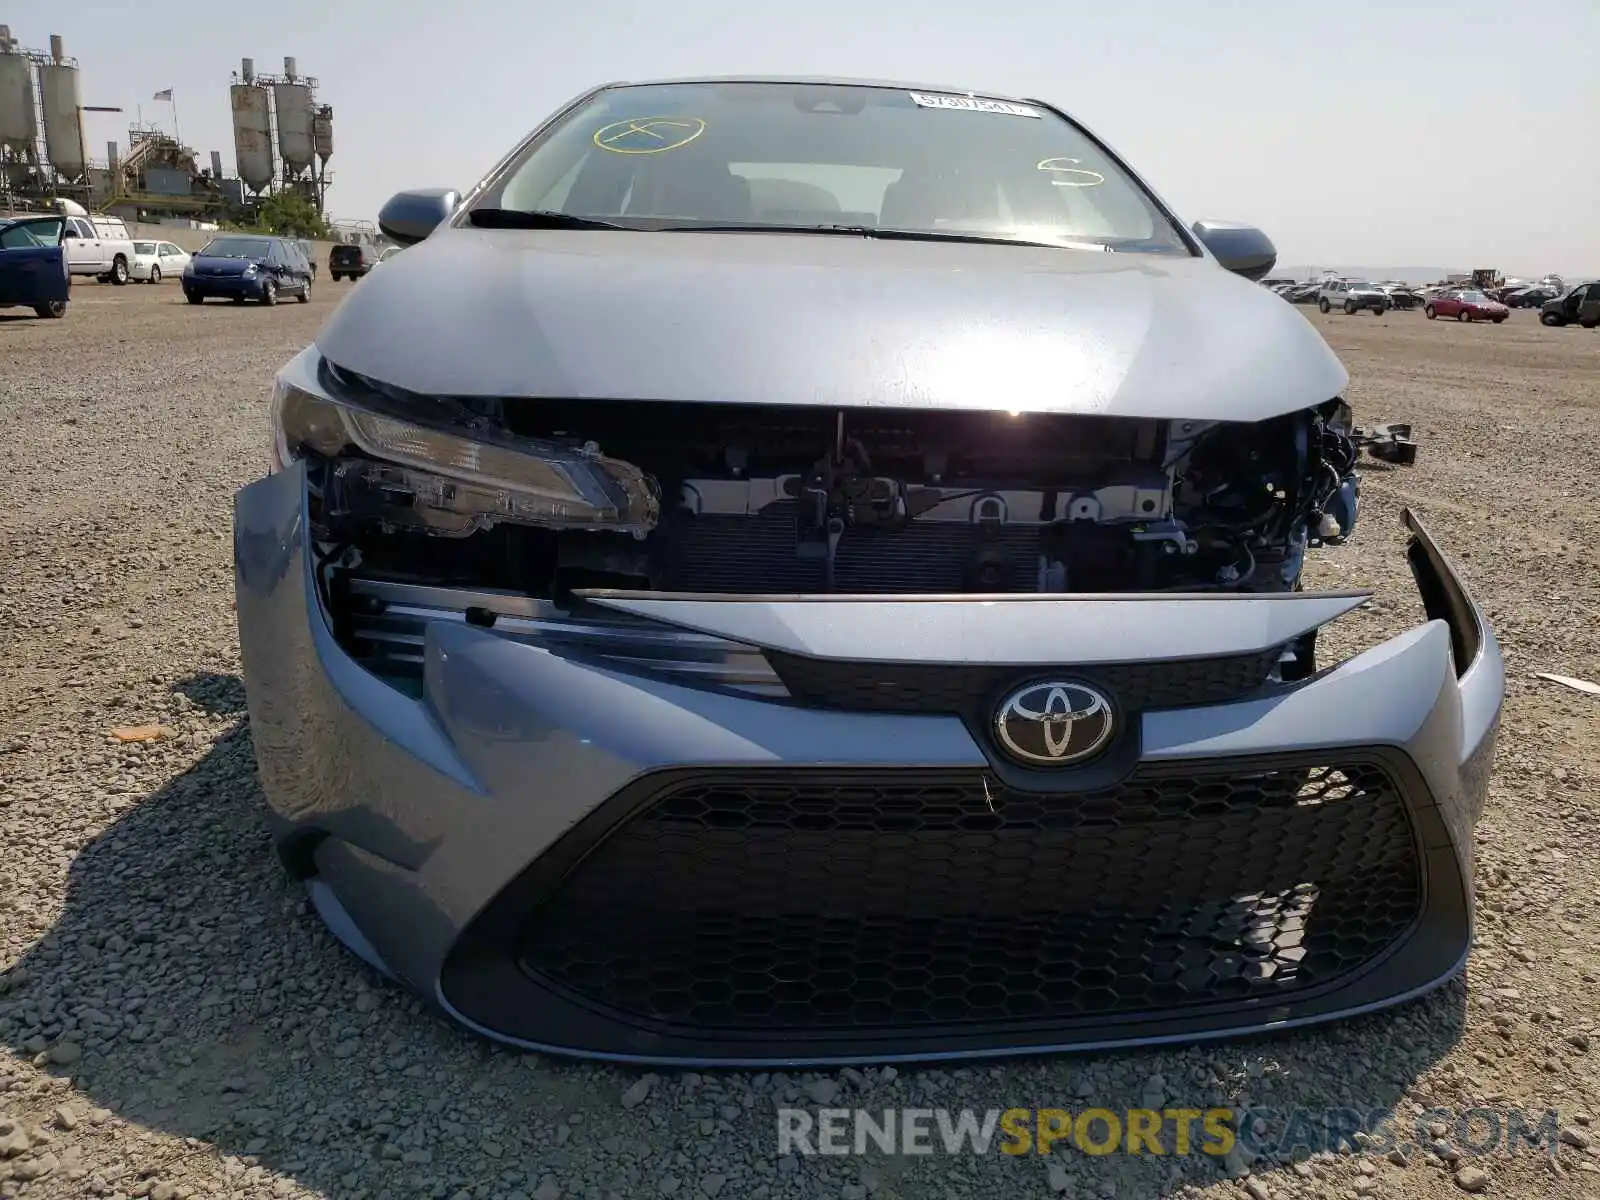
[185,273,266,297]
[234,462,1504,1066]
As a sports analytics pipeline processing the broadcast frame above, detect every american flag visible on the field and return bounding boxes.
[153,88,173,101]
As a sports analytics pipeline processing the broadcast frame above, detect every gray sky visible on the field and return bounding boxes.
[20,0,1600,274]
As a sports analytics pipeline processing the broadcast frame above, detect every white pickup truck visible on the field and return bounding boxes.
[56,202,137,285]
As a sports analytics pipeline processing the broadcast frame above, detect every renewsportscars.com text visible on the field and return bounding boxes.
[777,1106,1563,1159]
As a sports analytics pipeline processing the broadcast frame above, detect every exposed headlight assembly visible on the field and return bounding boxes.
[270,375,660,537]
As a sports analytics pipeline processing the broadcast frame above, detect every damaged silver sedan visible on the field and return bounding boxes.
[234,77,1503,1065]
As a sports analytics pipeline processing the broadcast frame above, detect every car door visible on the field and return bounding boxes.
[262,241,286,287]
[91,219,123,268]
[289,242,311,291]
[274,240,299,290]
[1574,284,1599,324]
[1433,290,1458,317]
[161,243,188,274]
[277,241,300,290]
[62,217,99,273]
[279,241,300,289]
[0,217,70,307]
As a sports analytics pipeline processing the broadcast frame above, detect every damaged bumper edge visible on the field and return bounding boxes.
[234,462,1504,1065]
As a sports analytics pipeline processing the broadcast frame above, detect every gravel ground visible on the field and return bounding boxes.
[2,284,1598,1200]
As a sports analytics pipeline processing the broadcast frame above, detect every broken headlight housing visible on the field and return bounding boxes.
[269,372,661,537]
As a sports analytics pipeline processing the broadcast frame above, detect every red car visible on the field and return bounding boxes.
[1424,288,1509,323]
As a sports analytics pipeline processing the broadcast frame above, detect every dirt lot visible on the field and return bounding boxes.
[1,284,1598,1200]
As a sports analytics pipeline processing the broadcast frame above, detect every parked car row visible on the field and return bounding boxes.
[1,216,414,319]
[1414,280,1596,327]
[1265,274,1597,329]
[1268,278,1421,312]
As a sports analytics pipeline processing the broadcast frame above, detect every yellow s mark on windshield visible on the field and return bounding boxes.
[593,117,708,155]
[1037,157,1106,187]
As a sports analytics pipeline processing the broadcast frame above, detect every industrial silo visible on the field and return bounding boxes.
[230,59,273,192]
[312,104,333,165]
[38,34,88,182]
[272,57,314,176]
[0,31,39,164]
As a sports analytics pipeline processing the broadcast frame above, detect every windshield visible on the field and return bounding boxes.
[0,218,64,249]
[481,81,1191,254]
[133,241,157,254]
[199,236,271,259]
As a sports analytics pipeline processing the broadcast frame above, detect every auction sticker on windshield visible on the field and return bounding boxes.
[593,116,708,154]
[908,92,1041,118]
[1037,157,1106,187]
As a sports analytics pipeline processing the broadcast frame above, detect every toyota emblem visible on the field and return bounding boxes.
[993,680,1116,766]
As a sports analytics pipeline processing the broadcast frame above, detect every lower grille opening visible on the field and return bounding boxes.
[512,759,1422,1033]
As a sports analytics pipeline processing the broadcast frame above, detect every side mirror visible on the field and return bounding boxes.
[61,227,78,239]
[1191,220,1277,282]
[378,188,461,246]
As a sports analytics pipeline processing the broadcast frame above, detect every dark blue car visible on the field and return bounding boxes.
[0,215,71,319]
[182,234,314,306]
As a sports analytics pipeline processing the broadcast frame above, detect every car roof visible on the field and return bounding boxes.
[598,74,1044,106]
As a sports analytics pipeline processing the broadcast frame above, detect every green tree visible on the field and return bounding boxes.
[249,190,329,239]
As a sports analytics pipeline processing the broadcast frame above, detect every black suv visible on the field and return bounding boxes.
[329,242,382,281]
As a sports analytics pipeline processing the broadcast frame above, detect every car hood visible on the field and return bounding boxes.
[314,227,1350,421]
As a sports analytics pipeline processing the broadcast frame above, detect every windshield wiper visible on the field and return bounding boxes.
[468,208,632,231]
[657,222,1103,251]
[468,210,1114,250]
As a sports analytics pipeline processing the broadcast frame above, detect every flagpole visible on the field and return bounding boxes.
[171,91,181,147]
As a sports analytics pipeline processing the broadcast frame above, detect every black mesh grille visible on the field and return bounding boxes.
[767,647,1284,713]
[515,760,1422,1032]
